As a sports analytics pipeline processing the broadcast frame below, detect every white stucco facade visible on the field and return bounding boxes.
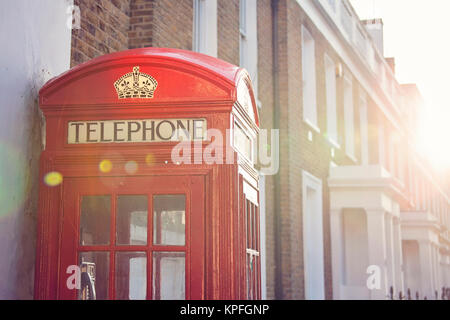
[401,211,449,299]
[0,0,72,298]
[329,165,406,299]
[329,164,450,299]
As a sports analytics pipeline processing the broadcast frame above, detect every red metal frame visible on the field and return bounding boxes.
[35,48,260,300]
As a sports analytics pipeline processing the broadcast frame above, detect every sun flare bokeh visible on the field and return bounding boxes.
[417,105,450,170]
[351,0,450,171]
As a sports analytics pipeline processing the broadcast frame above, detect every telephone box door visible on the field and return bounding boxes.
[58,175,204,300]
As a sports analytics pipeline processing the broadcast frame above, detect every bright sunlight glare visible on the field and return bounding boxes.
[417,105,450,169]
[350,0,450,171]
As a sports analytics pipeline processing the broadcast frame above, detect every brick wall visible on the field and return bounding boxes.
[257,0,275,300]
[129,0,154,48]
[71,0,130,67]
[217,0,239,65]
[72,0,194,66]
[139,0,193,50]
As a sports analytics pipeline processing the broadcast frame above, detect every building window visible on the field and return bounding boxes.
[388,135,394,175]
[324,54,338,145]
[327,0,336,11]
[378,120,386,168]
[407,157,412,200]
[302,25,318,130]
[427,183,432,213]
[340,1,353,38]
[239,0,258,99]
[193,0,217,57]
[421,179,426,210]
[367,46,376,72]
[433,193,438,219]
[239,0,247,67]
[193,0,205,53]
[415,170,420,210]
[343,74,355,158]
[355,25,367,57]
[397,145,404,183]
[302,170,325,299]
[359,92,369,165]
[242,181,260,300]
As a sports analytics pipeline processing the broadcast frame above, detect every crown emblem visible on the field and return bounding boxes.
[114,66,158,99]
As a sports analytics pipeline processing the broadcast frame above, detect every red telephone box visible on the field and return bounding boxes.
[35,48,261,300]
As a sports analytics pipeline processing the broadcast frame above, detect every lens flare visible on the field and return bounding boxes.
[99,159,113,173]
[44,171,63,187]
[145,154,154,166]
[0,142,27,219]
[125,161,138,174]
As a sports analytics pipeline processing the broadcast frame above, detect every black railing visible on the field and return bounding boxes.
[388,286,450,300]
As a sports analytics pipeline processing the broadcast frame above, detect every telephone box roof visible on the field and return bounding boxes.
[39,48,257,120]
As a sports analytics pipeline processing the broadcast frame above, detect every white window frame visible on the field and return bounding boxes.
[421,179,426,210]
[359,91,369,165]
[415,168,421,211]
[258,174,267,299]
[408,157,415,205]
[378,121,386,169]
[193,0,217,57]
[388,132,396,177]
[324,54,338,147]
[397,140,404,184]
[343,73,355,160]
[239,0,258,100]
[301,25,318,131]
[302,170,325,300]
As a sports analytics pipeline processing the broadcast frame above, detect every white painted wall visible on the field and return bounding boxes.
[0,0,72,298]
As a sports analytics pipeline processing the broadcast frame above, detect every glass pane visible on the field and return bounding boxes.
[153,195,186,245]
[116,195,148,245]
[78,251,109,300]
[115,252,147,300]
[152,252,185,300]
[80,196,111,245]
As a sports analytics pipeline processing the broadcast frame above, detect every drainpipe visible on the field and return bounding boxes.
[271,0,282,300]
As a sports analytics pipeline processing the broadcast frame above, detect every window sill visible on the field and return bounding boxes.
[346,152,358,163]
[326,137,341,149]
[303,118,320,133]
[393,176,405,188]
